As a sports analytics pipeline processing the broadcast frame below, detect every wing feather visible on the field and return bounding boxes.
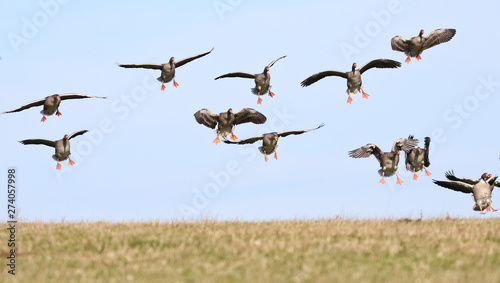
[118,63,163,70]
[359,59,401,74]
[300,70,347,87]
[423,28,456,50]
[194,109,219,129]
[175,48,214,68]
[233,108,267,125]
[277,123,325,138]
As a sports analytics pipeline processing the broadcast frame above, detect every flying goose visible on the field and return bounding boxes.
[119,48,214,91]
[214,56,286,104]
[194,108,267,144]
[3,94,106,122]
[433,171,499,214]
[405,135,431,180]
[300,59,401,103]
[348,137,419,184]
[224,124,325,161]
[19,130,88,170]
[391,29,456,63]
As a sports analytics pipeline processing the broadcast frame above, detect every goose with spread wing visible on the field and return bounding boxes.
[433,171,499,214]
[300,59,401,103]
[391,29,456,63]
[194,108,267,144]
[348,137,419,184]
[224,124,325,161]
[405,135,431,180]
[19,130,88,170]
[119,48,214,91]
[215,56,286,104]
[3,94,106,122]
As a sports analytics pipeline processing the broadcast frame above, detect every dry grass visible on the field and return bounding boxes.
[2,218,500,282]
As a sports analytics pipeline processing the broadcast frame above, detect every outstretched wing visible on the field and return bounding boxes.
[223,135,264,145]
[215,72,256,80]
[300,70,347,87]
[175,48,214,68]
[3,97,47,113]
[59,94,106,100]
[118,63,163,70]
[392,137,419,152]
[233,108,267,125]
[433,179,473,194]
[444,170,479,185]
[391,35,411,53]
[267,55,287,68]
[194,109,219,129]
[277,123,325,138]
[348,143,384,162]
[19,138,56,148]
[423,29,456,51]
[359,59,401,74]
[69,130,88,140]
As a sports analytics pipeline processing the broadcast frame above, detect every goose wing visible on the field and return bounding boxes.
[300,70,347,87]
[68,130,89,140]
[233,108,267,125]
[175,48,214,68]
[19,138,56,148]
[267,55,287,68]
[3,97,47,113]
[277,123,325,138]
[194,109,219,129]
[391,35,411,53]
[422,28,456,50]
[359,59,401,74]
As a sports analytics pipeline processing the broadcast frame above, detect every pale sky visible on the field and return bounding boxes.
[1,0,499,221]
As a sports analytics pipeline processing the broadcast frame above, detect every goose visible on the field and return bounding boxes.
[3,94,106,122]
[433,171,499,214]
[19,130,88,170]
[348,137,419,184]
[405,135,431,180]
[214,56,286,104]
[119,48,214,91]
[391,29,456,63]
[224,124,325,161]
[300,59,401,103]
[194,108,266,144]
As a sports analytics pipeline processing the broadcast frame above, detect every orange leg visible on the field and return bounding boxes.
[213,131,220,145]
[264,150,268,162]
[413,169,418,181]
[173,79,179,87]
[274,150,278,160]
[396,172,403,185]
[268,88,275,98]
[56,159,62,170]
[257,92,263,105]
[416,54,422,61]
[41,115,47,122]
[488,206,499,212]
[56,109,62,116]
[360,87,369,99]
[161,81,166,91]
[473,204,477,210]
[68,155,75,166]
[379,172,386,184]
[230,129,238,141]
[405,55,411,63]
[347,89,353,104]
[423,166,431,176]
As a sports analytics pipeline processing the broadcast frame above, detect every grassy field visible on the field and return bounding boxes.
[2,218,500,282]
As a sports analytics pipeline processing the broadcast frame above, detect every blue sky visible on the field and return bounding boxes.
[1,0,500,221]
